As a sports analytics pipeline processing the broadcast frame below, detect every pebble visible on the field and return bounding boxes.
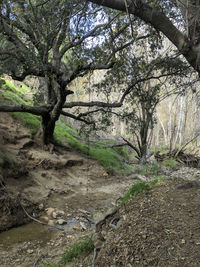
[40,216,49,223]
[56,210,65,216]
[80,222,87,230]
[52,211,57,219]
[56,219,67,225]
[38,203,44,210]
[27,249,33,254]
[73,225,83,231]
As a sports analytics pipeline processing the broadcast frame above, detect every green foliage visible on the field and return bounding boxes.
[120,181,150,205]
[12,112,40,135]
[44,236,94,266]
[120,176,165,205]
[54,120,132,175]
[0,78,40,134]
[113,146,130,160]
[1,89,27,105]
[60,236,94,264]
[135,161,161,176]
[162,157,178,169]
[54,123,132,175]
[0,78,30,99]
[89,147,130,175]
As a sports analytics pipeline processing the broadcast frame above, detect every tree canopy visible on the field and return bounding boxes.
[0,0,137,144]
[88,0,200,75]
[0,0,198,147]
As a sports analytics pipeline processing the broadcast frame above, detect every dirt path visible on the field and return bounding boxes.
[0,113,136,267]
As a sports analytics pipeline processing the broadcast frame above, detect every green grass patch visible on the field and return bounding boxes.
[0,78,31,99]
[89,146,131,175]
[0,78,40,134]
[44,235,94,266]
[162,157,178,169]
[60,236,94,264]
[1,89,28,105]
[12,112,40,135]
[54,122,132,175]
[120,176,165,205]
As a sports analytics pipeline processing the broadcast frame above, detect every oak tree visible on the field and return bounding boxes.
[0,0,132,145]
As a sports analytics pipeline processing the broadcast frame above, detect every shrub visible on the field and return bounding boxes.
[120,181,150,205]
[162,157,178,169]
[120,176,165,205]
[44,236,94,266]
[60,236,94,264]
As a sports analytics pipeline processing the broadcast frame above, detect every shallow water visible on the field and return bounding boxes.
[0,222,54,247]
[0,207,112,248]
[0,217,81,248]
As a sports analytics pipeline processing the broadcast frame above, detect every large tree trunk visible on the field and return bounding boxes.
[41,113,56,145]
[37,74,70,146]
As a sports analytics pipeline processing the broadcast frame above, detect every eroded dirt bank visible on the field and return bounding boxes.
[0,113,136,266]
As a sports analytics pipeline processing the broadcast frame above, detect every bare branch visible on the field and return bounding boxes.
[121,136,141,158]
[63,101,122,109]
[61,110,94,125]
[59,13,120,58]
[0,104,50,115]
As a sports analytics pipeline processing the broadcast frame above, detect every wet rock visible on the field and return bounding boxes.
[80,221,87,230]
[56,219,67,225]
[48,220,55,226]
[73,225,83,231]
[40,216,49,223]
[93,232,105,248]
[52,211,57,219]
[46,207,55,217]
[56,210,65,217]
[51,209,65,218]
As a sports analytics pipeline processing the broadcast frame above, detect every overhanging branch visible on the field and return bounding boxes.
[64,71,183,109]
[0,104,50,116]
[63,101,122,109]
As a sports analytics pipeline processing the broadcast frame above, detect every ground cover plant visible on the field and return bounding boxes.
[120,176,165,205]
[45,235,94,267]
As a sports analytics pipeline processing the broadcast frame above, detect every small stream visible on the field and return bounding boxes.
[0,222,54,248]
[0,208,109,249]
[0,218,82,249]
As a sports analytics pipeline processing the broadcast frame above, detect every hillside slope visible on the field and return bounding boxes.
[96,179,200,267]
